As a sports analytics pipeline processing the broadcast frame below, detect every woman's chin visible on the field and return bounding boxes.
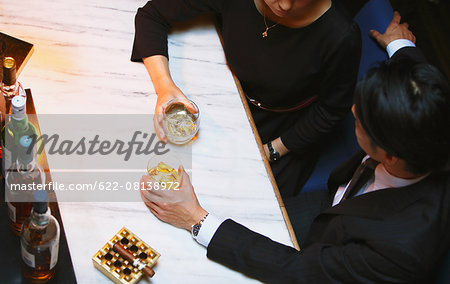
[272,10,288,18]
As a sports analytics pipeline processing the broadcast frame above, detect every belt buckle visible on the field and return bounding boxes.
[249,98,262,107]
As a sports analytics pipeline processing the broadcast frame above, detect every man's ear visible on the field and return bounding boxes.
[383,152,399,168]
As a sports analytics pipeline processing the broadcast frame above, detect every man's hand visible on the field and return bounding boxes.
[140,167,208,231]
[370,11,416,49]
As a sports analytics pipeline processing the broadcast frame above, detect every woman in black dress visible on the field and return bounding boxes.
[131,0,361,198]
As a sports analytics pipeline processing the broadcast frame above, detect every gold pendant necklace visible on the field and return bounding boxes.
[262,10,278,38]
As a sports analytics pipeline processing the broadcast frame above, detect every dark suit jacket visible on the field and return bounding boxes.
[206,48,450,283]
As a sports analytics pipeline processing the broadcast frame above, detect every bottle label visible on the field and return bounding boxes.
[7,202,16,222]
[50,239,59,269]
[50,240,59,269]
[19,135,33,147]
[21,245,35,268]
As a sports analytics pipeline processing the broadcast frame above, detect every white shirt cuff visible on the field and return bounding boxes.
[386,39,416,58]
[195,213,226,247]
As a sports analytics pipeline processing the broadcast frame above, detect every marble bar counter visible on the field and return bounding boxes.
[1,0,295,283]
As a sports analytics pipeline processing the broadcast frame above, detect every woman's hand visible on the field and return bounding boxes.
[143,55,198,142]
[153,87,191,142]
[140,167,207,231]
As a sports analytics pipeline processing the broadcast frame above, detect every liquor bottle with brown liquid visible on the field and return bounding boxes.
[21,190,60,283]
[5,139,45,236]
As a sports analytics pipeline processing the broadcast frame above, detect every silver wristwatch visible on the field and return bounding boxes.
[191,213,209,239]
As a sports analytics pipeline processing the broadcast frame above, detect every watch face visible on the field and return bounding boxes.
[273,153,280,161]
[268,142,280,162]
[271,151,280,161]
[192,224,201,237]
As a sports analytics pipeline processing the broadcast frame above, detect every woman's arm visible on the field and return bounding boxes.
[132,0,225,61]
[143,55,187,141]
[131,0,225,140]
[263,137,290,161]
[280,23,362,154]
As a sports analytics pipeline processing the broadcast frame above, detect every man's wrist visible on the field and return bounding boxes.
[189,207,208,232]
[191,212,209,239]
[195,214,227,247]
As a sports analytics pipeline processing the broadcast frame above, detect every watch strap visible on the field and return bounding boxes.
[267,141,280,162]
[191,213,209,239]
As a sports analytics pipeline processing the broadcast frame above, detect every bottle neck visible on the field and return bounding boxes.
[17,157,37,173]
[11,112,28,128]
[1,81,19,99]
[30,208,50,228]
[5,83,27,118]
[12,114,27,123]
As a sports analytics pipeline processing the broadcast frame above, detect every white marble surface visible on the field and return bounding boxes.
[1,0,294,283]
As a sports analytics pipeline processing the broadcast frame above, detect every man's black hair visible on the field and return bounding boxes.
[354,59,450,174]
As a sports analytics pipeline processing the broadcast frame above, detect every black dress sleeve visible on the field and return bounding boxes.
[131,0,225,61]
[280,23,361,153]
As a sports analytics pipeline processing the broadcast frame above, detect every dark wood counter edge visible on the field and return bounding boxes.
[214,26,300,251]
[231,76,300,251]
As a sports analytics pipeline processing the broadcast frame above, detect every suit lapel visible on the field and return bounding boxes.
[321,173,440,220]
[327,150,366,197]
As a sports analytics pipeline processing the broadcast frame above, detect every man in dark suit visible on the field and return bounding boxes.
[140,13,450,283]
